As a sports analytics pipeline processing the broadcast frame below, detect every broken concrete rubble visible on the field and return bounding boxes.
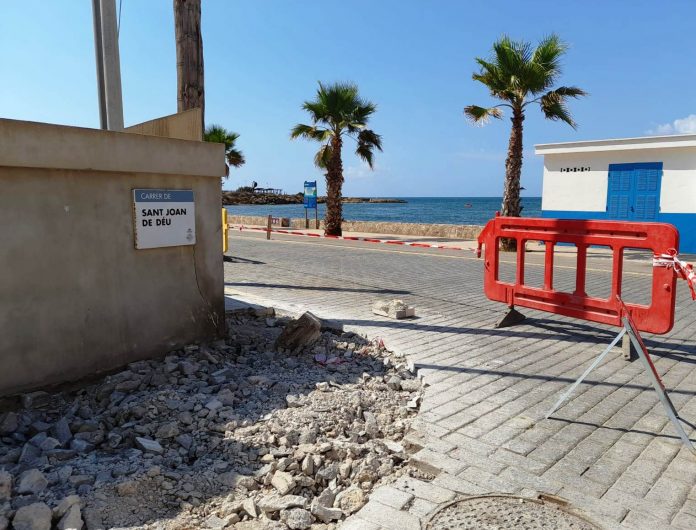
[0,309,422,529]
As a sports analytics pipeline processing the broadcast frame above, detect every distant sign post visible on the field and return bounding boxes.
[303,181,318,229]
[133,189,195,249]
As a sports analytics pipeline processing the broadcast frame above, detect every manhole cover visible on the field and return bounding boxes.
[426,495,599,529]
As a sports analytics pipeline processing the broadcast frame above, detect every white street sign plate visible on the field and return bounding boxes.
[133,189,195,249]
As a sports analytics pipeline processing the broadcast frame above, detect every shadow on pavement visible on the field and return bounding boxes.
[225,281,411,296]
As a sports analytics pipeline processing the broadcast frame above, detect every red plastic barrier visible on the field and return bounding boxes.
[476,216,679,334]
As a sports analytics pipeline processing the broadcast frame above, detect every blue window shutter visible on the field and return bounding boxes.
[607,162,662,221]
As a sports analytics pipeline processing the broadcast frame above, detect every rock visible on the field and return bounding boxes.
[372,299,415,319]
[310,500,343,523]
[51,418,72,446]
[363,411,379,438]
[274,312,322,351]
[300,455,313,476]
[0,471,11,501]
[315,488,335,508]
[400,379,421,392]
[205,399,223,411]
[0,515,7,530]
[53,495,81,518]
[335,486,365,514]
[242,497,258,518]
[116,480,137,496]
[234,521,288,530]
[18,443,44,466]
[406,395,421,410]
[21,392,51,410]
[283,508,313,529]
[175,433,193,449]
[68,475,93,487]
[155,423,179,439]
[217,471,241,487]
[257,494,308,513]
[17,469,47,495]
[57,504,83,530]
[0,412,18,435]
[203,514,232,529]
[271,471,296,495]
[386,375,402,390]
[12,502,52,530]
[217,388,235,406]
[134,437,163,454]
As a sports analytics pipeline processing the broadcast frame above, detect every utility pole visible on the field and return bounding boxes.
[92,0,124,130]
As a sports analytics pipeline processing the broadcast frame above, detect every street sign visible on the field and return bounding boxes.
[304,181,317,209]
[133,189,195,249]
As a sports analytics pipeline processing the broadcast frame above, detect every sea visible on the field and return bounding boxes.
[225,197,542,226]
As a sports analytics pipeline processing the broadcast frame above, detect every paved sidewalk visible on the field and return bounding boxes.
[225,231,696,529]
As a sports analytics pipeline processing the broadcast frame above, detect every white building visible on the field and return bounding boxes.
[535,134,696,252]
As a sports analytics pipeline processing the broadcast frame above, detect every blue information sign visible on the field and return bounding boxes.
[304,181,317,209]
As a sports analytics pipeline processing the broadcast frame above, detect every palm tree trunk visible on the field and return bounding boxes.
[174,0,205,132]
[500,105,524,251]
[325,136,344,236]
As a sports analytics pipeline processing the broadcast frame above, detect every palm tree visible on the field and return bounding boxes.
[204,125,245,176]
[291,82,382,236]
[465,34,586,249]
[174,0,204,131]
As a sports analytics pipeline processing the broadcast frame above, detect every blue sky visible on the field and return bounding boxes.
[1,1,695,196]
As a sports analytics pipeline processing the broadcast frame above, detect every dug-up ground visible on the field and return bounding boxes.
[0,308,425,530]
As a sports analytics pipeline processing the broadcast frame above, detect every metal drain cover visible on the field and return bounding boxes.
[426,495,598,529]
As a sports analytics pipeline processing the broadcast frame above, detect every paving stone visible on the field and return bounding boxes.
[339,517,381,530]
[431,472,486,496]
[368,485,414,510]
[356,500,421,530]
[391,477,456,504]
[408,498,439,518]
[410,448,467,476]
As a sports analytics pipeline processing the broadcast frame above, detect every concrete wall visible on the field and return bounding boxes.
[0,118,226,396]
[228,214,484,239]
[125,108,203,141]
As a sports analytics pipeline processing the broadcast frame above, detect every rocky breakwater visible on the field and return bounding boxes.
[0,308,422,529]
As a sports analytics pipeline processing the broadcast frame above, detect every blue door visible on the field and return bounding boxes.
[607,162,661,221]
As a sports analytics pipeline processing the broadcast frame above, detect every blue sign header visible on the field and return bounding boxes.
[133,189,194,203]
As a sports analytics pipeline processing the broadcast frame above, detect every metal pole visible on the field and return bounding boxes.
[99,0,124,130]
[91,0,107,129]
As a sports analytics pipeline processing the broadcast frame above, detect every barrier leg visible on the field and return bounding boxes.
[495,306,526,328]
[624,320,696,453]
[266,215,272,240]
[622,333,636,361]
[545,327,626,419]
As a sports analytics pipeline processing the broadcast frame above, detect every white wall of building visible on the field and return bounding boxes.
[540,146,696,214]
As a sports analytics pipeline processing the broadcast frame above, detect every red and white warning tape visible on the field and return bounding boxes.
[232,224,472,252]
[654,248,696,300]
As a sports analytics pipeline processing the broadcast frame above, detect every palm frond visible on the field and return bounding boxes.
[204,124,245,171]
[226,148,245,168]
[355,129,382,168]
[539,93,576,129]
[314,144,333,169]
[463,105,503,125]
[290,123,331,142]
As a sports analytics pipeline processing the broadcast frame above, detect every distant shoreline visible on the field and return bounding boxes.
[222,190,406,205]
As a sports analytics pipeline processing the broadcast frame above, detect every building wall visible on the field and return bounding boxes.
[540,146,696,252]
[0,118,226,396]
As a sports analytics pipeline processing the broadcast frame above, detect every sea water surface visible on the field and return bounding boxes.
[225,197,542,226]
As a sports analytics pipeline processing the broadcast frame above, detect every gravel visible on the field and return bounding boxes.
[0,309,422,529]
